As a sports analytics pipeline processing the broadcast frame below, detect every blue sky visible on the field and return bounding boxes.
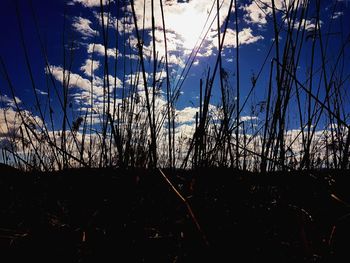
[1,0,350,161]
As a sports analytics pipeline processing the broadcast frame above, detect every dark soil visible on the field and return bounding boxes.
[1,165,350,262]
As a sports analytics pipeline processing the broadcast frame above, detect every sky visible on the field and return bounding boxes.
[0,0,350,166]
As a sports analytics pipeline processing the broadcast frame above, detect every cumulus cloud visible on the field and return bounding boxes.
[128,0,235,56]
[175,123,196,140]
[87,43,118,58]
[80,59,100,77]
[243,1,270,25]
[224,28,264,48]
[50,65,122,93]
[0,108,21,137]
[0,107,43,139]
[72,17,98,37]
[169,55,185,67]
[293,18,322,32]
[176,106,198,124]
[122,0,264,65]
[242,0,305,25]
[49,65,94,93]
[48,65,123,118]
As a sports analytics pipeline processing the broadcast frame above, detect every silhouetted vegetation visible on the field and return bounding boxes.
[0,0,349,171]
[1,0,350,262]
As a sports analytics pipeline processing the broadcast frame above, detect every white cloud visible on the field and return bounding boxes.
[106,75,123,88]
[0,107,42,139]
[176,106,198,124]
[70,0,110,8]
[168,55,185,68]
[0,108,21,137]
[49,65,94,93]
[87,43,118,58]
[331,11,343,19]
[80,59,100,77]
[125,53,140,60]
[116,17,134,34]
[243,1,270,25]
[224,28,264,48]
[118,0,263,71]
[35,89,48,96]
[175,123,196,140]
[48,65,122,118]
[130,0,234,53]
[93,11,117,29]
[124,71,149,88]
[0,94,21,108]
[293,18,322,32]
[72,17,98,37]
[240,115,258,122]
[242,0,305,25]
[50,65,121,93]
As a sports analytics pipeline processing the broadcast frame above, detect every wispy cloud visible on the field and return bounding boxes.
[70,0,110,8]
[35,89,48,96]
[0,94,22,108]
[331,11,343,19]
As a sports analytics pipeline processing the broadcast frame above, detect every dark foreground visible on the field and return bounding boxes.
[1,165,350,262]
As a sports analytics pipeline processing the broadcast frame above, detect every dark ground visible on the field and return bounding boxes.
[1,164,350,262]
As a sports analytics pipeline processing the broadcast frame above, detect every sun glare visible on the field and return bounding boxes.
[166,4,209,50]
